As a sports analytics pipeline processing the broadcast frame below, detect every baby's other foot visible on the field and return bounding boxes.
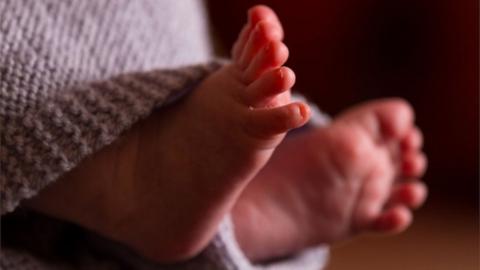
[324,99,427,234]
[233,99,427,261]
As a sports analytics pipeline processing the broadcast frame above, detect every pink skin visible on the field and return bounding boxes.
[26,5,308,263]
[25,5,427,264]
[231,6,428,261]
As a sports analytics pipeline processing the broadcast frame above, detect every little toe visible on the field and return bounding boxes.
[244,67,295,107]
[238,20,283,70]
[401,127,424,152]
[402,151,427,177]
[243,40,289,83]
[244,102,310,139]
[388,182,428,209]
[372,205,412,234]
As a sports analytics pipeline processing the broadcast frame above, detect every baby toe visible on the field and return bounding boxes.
[402,151,427,177]
[388,182,428,209]
[232,5,282,62]
[238,20,283,70]
[374,99,415,141]
[248,5,284,39]
[244,102,310,139]
[372,205,413,234]
[243,40,289,83]
[244,66,295,107]
[401,127,424,152]
[232,23,254,62]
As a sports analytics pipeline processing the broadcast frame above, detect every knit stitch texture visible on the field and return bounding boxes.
[0,0,328,269]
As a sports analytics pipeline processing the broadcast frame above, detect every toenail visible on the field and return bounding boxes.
[277,68,284,79]
[291,104,308,124]
[300,105,308,119]
[291,106,302,122]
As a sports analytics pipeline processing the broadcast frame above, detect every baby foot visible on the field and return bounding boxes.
[135,6,309,259]
[27,5,309,262]
[233,99,427,260]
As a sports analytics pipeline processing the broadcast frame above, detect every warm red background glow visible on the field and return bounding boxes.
[209,0,478,205]
[209,0,478,269]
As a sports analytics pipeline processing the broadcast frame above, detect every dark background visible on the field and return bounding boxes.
[208,1,478,269]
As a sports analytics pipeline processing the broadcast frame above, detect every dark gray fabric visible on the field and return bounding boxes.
[0,0,214,214]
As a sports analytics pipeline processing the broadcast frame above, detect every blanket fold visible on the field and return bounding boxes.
[0,1,329,269]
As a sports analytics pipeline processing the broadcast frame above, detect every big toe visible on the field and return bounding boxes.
[248,5,284,38]
[231,5,283,62]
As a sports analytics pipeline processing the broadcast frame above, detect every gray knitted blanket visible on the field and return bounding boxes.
[0,0,328,269]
